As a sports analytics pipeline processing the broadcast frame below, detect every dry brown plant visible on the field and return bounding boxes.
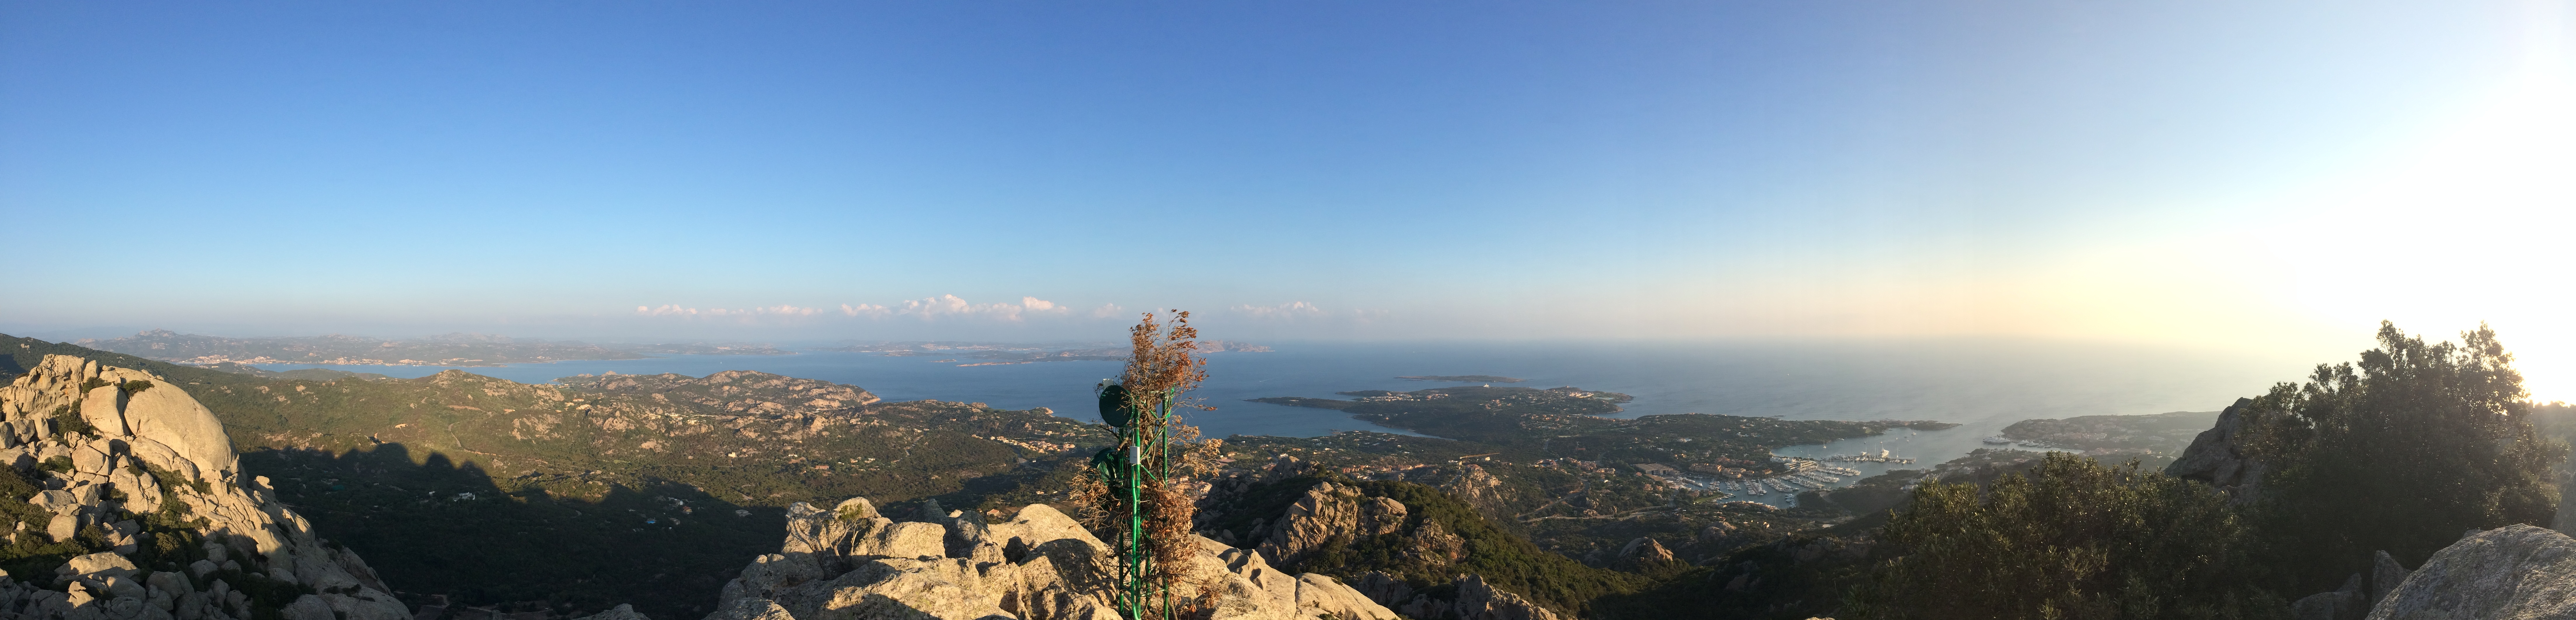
[1121,310,1210,409]
[1077,311,1224,614]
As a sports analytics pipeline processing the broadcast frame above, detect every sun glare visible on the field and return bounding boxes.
[2258,30,2576,402]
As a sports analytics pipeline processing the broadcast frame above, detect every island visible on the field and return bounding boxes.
[1396,375,1526,383]
[1244,385,1949,483]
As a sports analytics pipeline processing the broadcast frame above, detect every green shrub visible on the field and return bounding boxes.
[50,405,90,437]
[0,465,91,577]
[137,463,213,496]
[2237,323,2566,594]
[1849,452,2282,620]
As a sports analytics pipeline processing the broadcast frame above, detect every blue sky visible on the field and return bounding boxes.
[4,1,2570,392]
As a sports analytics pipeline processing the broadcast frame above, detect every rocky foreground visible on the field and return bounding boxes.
[0,355,405,620]
[700,496,1399,620]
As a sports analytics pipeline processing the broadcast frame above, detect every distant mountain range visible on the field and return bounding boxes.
[77,330,791,367]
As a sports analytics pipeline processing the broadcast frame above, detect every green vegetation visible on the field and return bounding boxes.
[50,405,91,437]
[1396,375,1526,383]
[1850,453,2280,619]
[0,443,294,619]
[1347,479,1657,615]
[2236,322,2566,594]
[1214,473,1654,617]
[246,445,770,616]
[0,465,91,579]
[1831,323,2560,618]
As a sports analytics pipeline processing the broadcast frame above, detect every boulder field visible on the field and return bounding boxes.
[697,496,1398,620]
[0,355,407,620]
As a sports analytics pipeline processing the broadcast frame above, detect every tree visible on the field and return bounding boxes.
[2241,322,2565,593]
[1852,452,2281,620]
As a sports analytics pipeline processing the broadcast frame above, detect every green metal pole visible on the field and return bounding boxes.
[1112,388,1181,620]
[1126,418,1145,619]
[1158,393,1175,620]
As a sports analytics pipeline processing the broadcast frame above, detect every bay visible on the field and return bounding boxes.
[254,338,2298,505]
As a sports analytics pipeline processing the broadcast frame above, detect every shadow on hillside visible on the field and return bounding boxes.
[242,443,785,620]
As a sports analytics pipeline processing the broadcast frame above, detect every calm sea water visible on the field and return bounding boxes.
[256,339,2295,505]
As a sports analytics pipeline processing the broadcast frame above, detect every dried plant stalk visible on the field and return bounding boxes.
[1089,311,1222,612]
[1122,310,1209,407]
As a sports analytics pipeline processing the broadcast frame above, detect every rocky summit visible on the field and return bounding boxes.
[0,355,406,620]
[698,496,1396,620]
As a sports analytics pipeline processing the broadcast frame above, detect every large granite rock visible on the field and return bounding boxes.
[116,374,240,486]
[2366,524,2576,619]
[1452,574,1563,620]
[2369,550,2411,609]
[2166,398,2273,504]
[0,355,407,620]
[1256,482,1369,569]
[1616,536,1676,569]
[701,497,1396,620]
[2292,574,2366,620]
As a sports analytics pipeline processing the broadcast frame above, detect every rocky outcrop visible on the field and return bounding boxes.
[2291,574,2366,620]
[2369,550,2410,609]
[701,496,1396,620]
[2365,524,2576,619]
[1407,574,1563,620]
[2166,398,2273,504]
[580,605,654,620]
[1252,482,1407,569]
[0,355,409,620]
[1451,575,1562,620]
[1199,464,1568,618]
[1390,464,1508,520]
[1615,537,1675,569]
[1347,572,1562,620]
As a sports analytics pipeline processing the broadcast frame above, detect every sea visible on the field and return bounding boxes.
[252,339,2301,506]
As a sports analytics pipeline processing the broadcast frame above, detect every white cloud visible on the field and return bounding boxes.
[1230,302,1330,319]
[1090,303,1128,318]
[635,304,821,319]
[877,295,1069,321]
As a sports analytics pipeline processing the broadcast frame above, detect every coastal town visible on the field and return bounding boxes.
[1630,455,1881,500]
